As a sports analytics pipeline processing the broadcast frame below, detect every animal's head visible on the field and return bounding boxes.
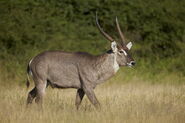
[96,13,135,67]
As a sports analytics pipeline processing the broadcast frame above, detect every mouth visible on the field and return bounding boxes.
[127,63,133,67]
[127,61,136,67]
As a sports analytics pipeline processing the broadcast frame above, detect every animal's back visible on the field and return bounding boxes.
[29,50,96,89]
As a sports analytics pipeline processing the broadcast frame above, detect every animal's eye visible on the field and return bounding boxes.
[119,51,123,53]
[119,50,128,56]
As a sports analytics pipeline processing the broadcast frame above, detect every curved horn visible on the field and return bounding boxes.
[96,12,114,42]
[116,17,126,45]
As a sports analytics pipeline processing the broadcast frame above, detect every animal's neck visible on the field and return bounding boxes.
[97,51,119,71]
[93,52,120,84]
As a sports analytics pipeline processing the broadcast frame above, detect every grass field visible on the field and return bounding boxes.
[0,78,185,123]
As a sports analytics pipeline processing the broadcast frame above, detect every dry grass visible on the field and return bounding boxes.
[0,81,185,123]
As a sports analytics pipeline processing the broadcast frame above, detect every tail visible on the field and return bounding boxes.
[26,62,31,88]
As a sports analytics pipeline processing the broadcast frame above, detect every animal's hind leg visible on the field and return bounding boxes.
[27,87,37,105]
[75,89,85,110]
[35,81,47,107]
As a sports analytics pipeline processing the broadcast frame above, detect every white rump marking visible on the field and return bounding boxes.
[29,59,33,66]
[126,42,132,50]
[28,59,33,76]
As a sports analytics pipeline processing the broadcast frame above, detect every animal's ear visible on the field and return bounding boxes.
[126,42,132,50]
[111,41,118,53]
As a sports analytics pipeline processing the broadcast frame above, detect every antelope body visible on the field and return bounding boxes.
[26,14,135,109]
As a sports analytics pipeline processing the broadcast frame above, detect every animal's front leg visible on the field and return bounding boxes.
[75,89,85,110]
[77,65,100,109]
[83,87,100,109]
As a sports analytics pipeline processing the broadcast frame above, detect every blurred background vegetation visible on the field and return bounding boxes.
[0,0,185,85]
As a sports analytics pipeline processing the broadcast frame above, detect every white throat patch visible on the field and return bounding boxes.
[113,54,119,73]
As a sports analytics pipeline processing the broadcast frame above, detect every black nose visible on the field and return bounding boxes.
[131,61,136,66]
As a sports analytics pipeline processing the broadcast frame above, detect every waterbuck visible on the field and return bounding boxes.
[26,14,136,109]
